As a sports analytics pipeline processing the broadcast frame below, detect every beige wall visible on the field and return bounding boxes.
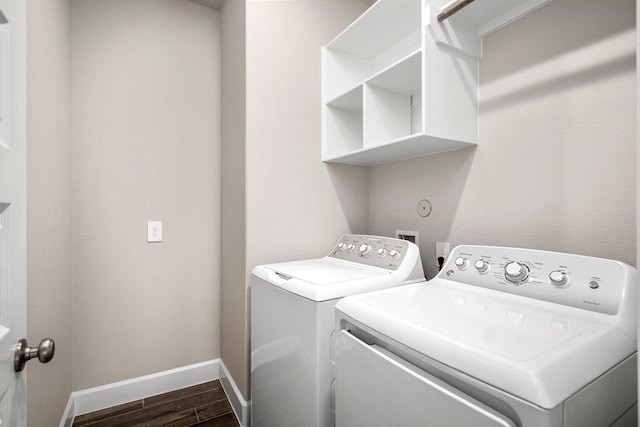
[241,0,371,398]
[26,0,370,412]
[71,0,222,389]
[27,0,72,425]
[220,0,247,402]
[246,0,371,268]
[369,0,637,279]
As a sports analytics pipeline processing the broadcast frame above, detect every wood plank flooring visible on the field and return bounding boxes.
[72,380,240,427]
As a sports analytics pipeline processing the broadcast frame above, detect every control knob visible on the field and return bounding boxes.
[389,250,401,260]
[346,244,355,252]
[474,259,489,274]
[504,262,529,284]
[359,244,373,256]
[377,248,387,258]
[454,257,468,270]
[337,242,347,252]
[549,270,568,287]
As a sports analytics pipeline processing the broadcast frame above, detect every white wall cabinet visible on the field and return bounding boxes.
[321,0,553,166]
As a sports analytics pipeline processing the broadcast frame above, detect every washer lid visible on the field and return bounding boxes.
[267,258,387,285]
[252,258,414,302]
[336,279,637,409]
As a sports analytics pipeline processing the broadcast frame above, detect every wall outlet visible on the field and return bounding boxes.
[436,241,450,269]
[396,230,419,246]
[147,221,162,243]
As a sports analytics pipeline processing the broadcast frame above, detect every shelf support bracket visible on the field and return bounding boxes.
[437,0,475,22]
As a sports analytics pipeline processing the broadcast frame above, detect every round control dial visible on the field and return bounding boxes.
[474,259,489,274]
[359,244,372,256]
[504,262,529,283]
[337,242,347,251]
[377,248,387,258]
[389,249,401,260]
[549,270,568,287]
[346,244,355,252]
[454,257,468,270]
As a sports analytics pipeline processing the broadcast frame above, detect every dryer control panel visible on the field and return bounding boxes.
[329,234,410,271]
[439,245,636,316]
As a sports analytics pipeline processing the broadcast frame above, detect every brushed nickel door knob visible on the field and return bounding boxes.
[14,338,55,372]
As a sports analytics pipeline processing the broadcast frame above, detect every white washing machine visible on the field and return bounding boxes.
[250,234,425,427]
[335,245,637,427]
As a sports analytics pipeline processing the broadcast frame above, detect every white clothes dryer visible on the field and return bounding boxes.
[335,245,637,427]
[250,234,425,427]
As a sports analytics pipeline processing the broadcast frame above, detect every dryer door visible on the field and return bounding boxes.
[335,331,516,427]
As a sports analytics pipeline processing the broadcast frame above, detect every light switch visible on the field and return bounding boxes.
[147,221,162,242]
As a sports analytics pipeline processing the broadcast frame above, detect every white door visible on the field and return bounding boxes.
[0,0,27,425]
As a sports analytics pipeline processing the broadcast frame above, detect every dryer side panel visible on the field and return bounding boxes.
[564,354,637,427]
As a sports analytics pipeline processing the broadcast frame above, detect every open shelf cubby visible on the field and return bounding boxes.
[324,86,363,159]
[322,0,554,166]
[323,0,422,103]
[364,50,422,147]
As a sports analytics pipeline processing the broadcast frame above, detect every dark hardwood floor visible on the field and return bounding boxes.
[72,380,240,427]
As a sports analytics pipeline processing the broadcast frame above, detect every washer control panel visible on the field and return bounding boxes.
[329,234,409,271]
[440,245,634,315]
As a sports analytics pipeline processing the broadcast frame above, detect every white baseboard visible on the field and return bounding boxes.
[219,360,251,427]
[59,359,222,427]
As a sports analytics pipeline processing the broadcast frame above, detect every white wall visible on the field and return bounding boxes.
[221,0,247,402]
[71,0,222,390]
[246,0,371,268]
[27,0,72,425]
[242,0,371,398]
[370,0,636,279]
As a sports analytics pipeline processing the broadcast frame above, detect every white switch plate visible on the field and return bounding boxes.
[147,221,162,242]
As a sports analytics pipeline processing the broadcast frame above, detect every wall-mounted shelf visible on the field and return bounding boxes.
[323,133,474,166]
[321,0,554,166]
